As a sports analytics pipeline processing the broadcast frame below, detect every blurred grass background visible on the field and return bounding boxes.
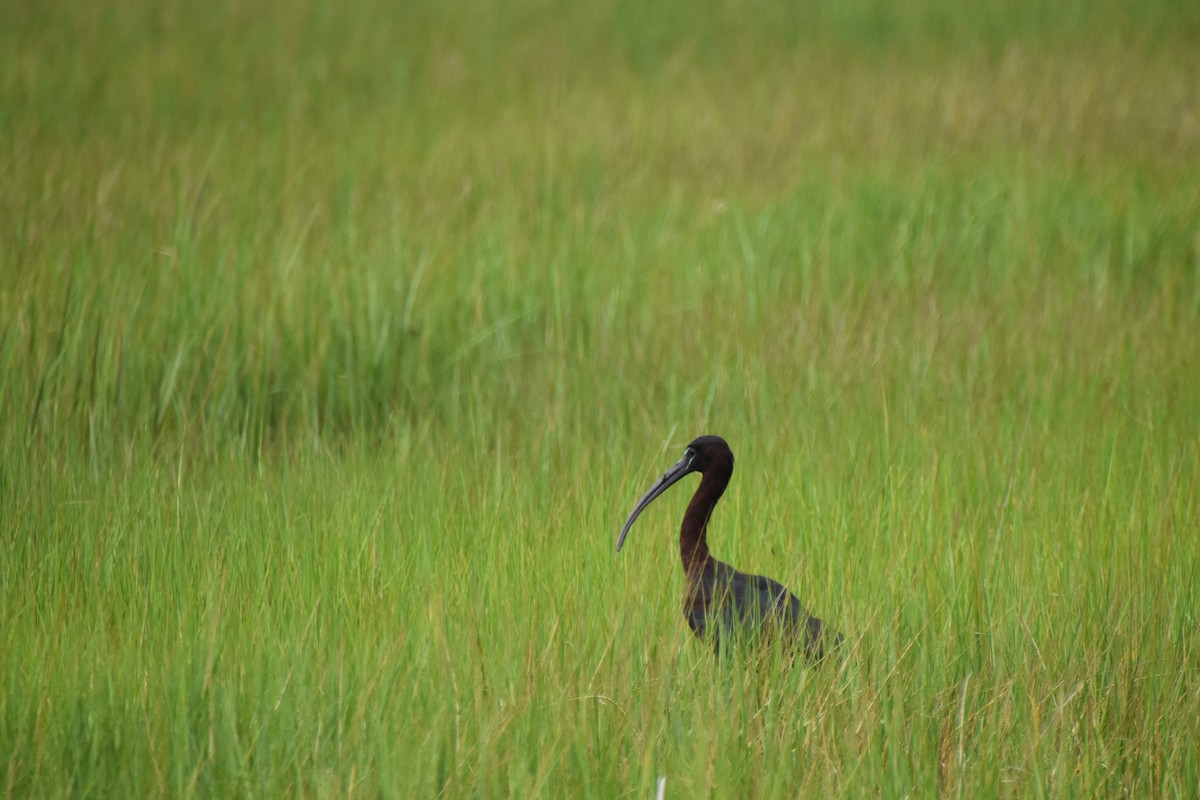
[2,0,1199,797]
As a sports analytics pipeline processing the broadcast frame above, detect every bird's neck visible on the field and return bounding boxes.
[680,461,731,578]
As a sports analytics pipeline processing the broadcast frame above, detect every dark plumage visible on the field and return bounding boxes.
[617,435,841,662]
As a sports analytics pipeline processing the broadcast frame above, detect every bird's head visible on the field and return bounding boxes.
[615,435,733,553]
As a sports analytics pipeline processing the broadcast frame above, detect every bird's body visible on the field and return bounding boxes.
[685,560,833,661]
[617,435,840,662]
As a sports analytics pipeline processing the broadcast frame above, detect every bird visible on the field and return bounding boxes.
[616,435,841,662]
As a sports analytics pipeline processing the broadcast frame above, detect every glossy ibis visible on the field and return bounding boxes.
[617,435,841,662]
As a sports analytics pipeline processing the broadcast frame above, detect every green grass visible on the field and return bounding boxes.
[3,0,1199,796]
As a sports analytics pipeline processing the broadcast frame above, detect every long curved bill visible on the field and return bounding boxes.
[616,453,695,552]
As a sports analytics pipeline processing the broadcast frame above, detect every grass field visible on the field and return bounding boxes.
[3,0,1200,796]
